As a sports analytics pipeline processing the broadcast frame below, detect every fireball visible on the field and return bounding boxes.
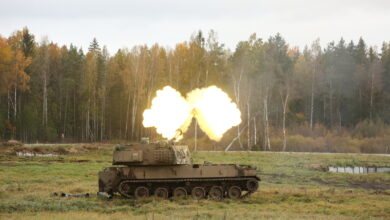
[143,85,241,141]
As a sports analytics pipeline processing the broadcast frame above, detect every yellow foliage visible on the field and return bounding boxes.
[0,36,31,94]
[295,113,305,120]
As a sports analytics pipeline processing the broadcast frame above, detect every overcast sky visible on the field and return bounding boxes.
[1,0,389,54]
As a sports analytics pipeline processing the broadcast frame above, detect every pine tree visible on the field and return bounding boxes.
[22,27,35,58]
[88,38,100,53]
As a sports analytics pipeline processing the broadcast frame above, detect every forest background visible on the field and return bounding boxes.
[1,28,389,153]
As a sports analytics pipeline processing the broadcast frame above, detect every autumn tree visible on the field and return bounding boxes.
[1,28,390,154]
[0,35,31,138]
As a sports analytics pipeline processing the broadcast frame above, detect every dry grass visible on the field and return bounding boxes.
[0,144,389,219]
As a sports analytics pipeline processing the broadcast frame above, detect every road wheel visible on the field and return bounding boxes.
[208,186,223,200]
[134,186,149,199]
[154,187,169,199]
[227,186,242,199]
[246,179,259,192]
[191,187,206,200]
[173,187,187,198]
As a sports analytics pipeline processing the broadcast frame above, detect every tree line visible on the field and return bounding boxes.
[0,28,389,151]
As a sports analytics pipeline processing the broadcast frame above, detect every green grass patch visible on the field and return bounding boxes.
[0,145,389,219]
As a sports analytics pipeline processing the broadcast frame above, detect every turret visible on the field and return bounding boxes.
[112,141,192,166]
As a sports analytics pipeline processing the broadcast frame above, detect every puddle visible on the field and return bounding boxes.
[329,166,390,174]
[16,152,60,157]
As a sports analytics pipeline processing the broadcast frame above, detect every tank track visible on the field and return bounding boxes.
[117,177,258,200]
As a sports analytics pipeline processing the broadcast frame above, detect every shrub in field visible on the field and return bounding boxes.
[265,134,387,153]
[289,122,312,137]
[251,143,262,151]
[328,137,361,153]
[178,121,390,153]
[270,137,282,151]
[312,124,330,137]
[285,135,308,152]
[289,123,329,138]
[352,119,386,138]
[285,135,324,152]
[359,136,390,153]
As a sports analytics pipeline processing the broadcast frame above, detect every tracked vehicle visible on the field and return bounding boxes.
[98,141,260,200]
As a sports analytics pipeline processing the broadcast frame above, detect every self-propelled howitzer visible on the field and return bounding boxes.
[98,142,260,200]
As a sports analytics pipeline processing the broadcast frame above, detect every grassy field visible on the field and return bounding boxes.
[0,144,389,219]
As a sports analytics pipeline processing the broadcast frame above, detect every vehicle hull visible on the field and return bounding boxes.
[99,164,260,199]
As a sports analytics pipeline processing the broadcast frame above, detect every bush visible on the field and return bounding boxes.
[328,136,360,153]
[352,119,386,138]
[183,121,390,153]
[286,135,323,152]
[269,137,282,151]
[289,123,329,138]
[359,135,390,153]
[251,144,262,151]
